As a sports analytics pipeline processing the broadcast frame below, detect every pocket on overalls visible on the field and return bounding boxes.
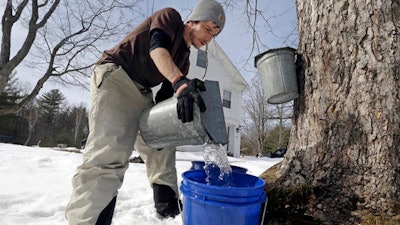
[94,64,118,89]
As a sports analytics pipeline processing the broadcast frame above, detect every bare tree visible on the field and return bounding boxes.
[242,76,292,155]
[0,0,142,115]
[269,103,292,148]
[242,77,270,155]
[221,0,298,69]
[73,105,86,145]
[265,1,400,224]
[21,100,38,145]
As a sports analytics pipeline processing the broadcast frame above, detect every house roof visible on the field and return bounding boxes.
[207,40,249,89]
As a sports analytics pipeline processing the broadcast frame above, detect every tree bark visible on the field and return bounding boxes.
[274,0,400,224]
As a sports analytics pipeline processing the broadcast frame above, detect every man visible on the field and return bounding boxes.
[65,0,225,224]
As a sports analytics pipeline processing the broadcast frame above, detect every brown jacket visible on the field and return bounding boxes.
[97,8,190,88]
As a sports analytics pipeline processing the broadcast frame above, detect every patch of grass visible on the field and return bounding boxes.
[259,162,281,183]
[361,213,400,225]
[260,164,400,225]
[394,203,400,215]
[260,162,322,225]
[360,203,400,225]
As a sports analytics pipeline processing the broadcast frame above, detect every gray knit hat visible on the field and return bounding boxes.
[188,0,225,34]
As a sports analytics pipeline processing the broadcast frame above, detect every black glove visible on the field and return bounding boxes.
[173,77,206,123]
[155,80,174,103]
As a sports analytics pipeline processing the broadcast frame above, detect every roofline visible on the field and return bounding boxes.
[207,40,249,89]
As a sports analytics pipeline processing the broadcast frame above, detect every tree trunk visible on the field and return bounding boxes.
[273,0,400,224]
[74,108,84,145]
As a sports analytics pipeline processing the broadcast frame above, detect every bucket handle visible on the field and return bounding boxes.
[260,193,268,225]
[178,195,185,225]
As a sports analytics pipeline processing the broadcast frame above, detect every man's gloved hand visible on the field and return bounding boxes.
[173,77,206,123]
[155,80,174,104]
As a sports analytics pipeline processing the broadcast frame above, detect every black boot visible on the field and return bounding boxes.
[153,183,182,218]
[96,196,117,225]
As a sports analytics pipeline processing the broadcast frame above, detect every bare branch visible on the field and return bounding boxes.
[0,0,28,86]
[0,0,142,115]
[0,0,60,94]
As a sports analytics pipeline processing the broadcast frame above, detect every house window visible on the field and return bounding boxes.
[196,49,207,68]
[223,90,231,108]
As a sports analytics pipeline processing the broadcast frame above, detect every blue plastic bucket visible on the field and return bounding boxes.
[190,161,248,173]
[180,170,267,225]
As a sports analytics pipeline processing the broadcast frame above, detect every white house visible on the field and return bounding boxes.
[178,40,248,157]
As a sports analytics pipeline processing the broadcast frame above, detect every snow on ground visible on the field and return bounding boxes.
[0,143,282,225]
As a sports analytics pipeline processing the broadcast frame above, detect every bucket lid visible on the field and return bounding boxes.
[199,81,229,145]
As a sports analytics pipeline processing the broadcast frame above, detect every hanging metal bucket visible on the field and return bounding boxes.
[139,80,228,149]
[254,47,298,104]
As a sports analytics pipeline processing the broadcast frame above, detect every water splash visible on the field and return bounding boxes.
[203,140,232,186]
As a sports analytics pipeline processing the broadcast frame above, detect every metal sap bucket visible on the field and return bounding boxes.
[255,47,298,104]
[139,80,228,149]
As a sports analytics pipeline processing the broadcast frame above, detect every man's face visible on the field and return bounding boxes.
[188,21,221,49]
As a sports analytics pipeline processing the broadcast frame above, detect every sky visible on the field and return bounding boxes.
[0,143,282,225]
[4,0,298,107]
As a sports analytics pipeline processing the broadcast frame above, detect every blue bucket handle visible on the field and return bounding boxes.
[259,193,268,225]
